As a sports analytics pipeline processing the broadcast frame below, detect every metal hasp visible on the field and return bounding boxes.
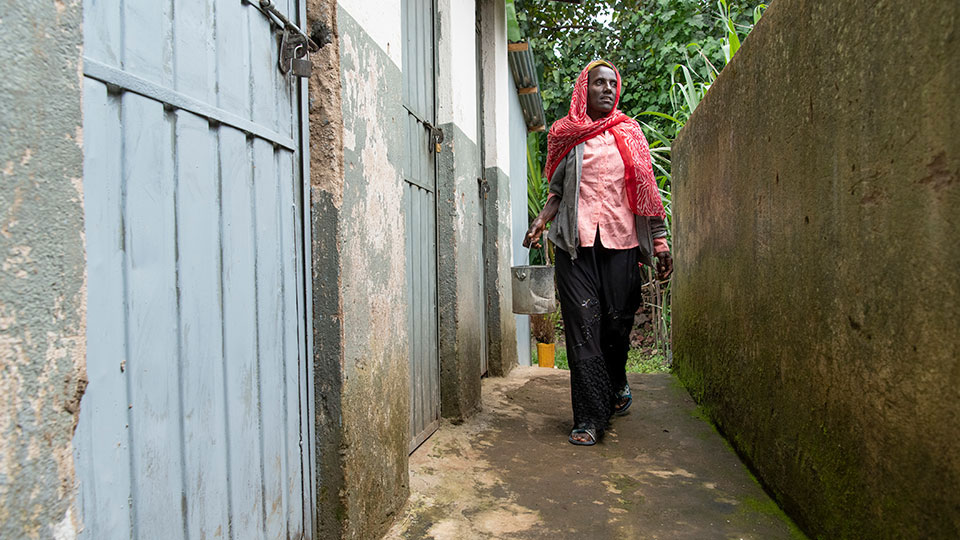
[280,28,312,77]
[430,124,444,153]
[250,0,320,77]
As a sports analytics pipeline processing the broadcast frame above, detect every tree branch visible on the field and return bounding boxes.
[541,24,602,32]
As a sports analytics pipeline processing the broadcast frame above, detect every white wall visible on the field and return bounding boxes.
[479,0,510,172]
[508,75,532,365]
[436,0,478,142]
[339,0,402,68]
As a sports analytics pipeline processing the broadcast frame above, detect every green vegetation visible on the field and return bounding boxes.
[738,497,809,540]
[516,0,767,140]
[626,348,671,373]
[519,0,769,360]
[554,346,569,369]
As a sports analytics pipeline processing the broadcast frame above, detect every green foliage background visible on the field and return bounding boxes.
[516,0,762,145]
[517,0,769,355]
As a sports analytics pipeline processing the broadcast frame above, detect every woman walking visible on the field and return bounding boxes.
[523,60,673,446]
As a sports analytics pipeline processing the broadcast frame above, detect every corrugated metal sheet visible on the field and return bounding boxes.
[507,43,546,132]
[402,0,441,453]
[75,1,314,538]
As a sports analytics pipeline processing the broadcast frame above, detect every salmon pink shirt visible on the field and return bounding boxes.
[547,130,670,253]
[576,130,638,249]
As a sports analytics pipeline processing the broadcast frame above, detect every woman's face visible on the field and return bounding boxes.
[586,66,617,119]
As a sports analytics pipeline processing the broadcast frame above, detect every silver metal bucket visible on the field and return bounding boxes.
[511,264,556,314]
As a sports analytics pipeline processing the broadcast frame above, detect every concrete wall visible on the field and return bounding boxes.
[508,76,531,366]
[436,122,484,419]
[479,0,518,377]
[672,1,960,538]
[310,0,520,535]
[0,1,86,538]
[308,0,409,538]
[338,6,411,535]
[435,0,485,419]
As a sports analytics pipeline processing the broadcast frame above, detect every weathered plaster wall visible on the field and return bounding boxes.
[436,122,484,420]
[337,0,401,68]
[482,165,518,376]
[433,0,486,419]
[483,164,518,377]
[306,1,348,537]
[309,3,411,539]
[0,1,86,538]
[478,0,518,377]
[672,1,960,538]
[508,77,531,366]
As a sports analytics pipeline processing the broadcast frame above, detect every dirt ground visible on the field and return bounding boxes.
[384,366,807,540]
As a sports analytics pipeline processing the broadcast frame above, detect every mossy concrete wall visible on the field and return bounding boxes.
[0,1,86,538]
[436,123,484,421]
[434,0,488,421]
[338,10,410,534]
[478,0,518,378]
[308,1,410,538]
[483,165,518,377]
[306,2,347,537]
[672,1,959,538]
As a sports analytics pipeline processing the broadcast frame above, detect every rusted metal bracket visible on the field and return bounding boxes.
[279,28,312,77]
[246,0,320,77]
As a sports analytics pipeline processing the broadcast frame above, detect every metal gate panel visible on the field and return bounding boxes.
[402,0,435,123]
[123,92,182,537]
[76,0,312,538]
[219,126,267,538]
[175,108,231,537]
[77,77,132,537]
[403,0,440,452]
[405,183,440,452]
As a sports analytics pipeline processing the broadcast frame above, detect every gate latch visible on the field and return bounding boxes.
[280,28,312,77]
[250,0,320,77]
[430,125,444,153]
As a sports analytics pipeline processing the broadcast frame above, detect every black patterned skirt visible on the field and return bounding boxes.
[555,233,643,433]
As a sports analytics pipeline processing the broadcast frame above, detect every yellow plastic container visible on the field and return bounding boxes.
[537,343,555,368]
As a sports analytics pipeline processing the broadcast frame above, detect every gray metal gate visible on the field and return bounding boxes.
[402,0,441,453]
[74,1,314,538]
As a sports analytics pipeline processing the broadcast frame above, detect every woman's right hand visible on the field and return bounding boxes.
[523,217,547,249]
[523,195,560,249]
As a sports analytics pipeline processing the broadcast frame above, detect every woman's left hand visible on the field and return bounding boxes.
[655,251,673,281]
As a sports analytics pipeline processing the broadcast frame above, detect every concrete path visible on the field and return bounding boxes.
[385,366,807,540]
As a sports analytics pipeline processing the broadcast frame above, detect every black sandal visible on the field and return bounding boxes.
[613,383,632,416]
[569,428,598,446]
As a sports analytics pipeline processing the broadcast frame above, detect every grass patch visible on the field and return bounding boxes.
[555,347,569,369]
[626,349,670,373]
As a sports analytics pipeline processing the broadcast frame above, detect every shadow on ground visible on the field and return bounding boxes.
[385,366,807,540]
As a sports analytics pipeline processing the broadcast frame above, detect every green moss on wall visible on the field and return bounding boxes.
[672,0,960,538]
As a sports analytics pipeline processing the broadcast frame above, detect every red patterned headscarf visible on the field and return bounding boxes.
[544,60,665,218]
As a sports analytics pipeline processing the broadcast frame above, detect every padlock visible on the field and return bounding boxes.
[292,57,312,77]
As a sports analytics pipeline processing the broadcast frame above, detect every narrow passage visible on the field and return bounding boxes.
[386,366,806,539]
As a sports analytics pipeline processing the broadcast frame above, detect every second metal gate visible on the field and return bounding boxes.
[403,0,441,452]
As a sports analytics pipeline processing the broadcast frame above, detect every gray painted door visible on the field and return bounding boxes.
[75,1,314,538]
[402,0,441,453]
